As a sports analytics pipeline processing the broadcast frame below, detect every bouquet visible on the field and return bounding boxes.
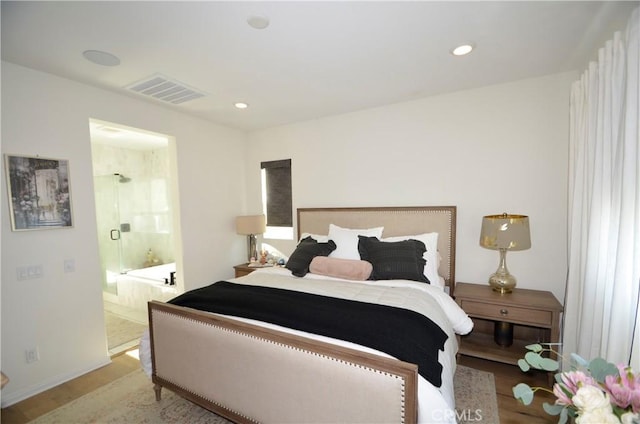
[513,343,639,424]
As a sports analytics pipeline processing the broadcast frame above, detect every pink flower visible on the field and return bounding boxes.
[553,371,598,406]
[605,364,640,413]
[554,383,574,406]
[632,388,640,413]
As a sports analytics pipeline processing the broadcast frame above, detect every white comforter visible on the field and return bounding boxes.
[140,267,473,423]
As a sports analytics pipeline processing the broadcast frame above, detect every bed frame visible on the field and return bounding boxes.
[149,206,456,423]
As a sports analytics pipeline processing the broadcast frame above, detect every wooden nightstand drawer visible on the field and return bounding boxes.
[233,263,276,278]
[459,299,553,326]
[233,264,256,278]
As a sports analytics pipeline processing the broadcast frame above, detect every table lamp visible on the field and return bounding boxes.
[479,213,531,294]
[236,214,266,262]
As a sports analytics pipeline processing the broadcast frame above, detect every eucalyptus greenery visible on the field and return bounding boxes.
[513,343,638,424]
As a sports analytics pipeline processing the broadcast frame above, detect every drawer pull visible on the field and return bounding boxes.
[500,308,509,316]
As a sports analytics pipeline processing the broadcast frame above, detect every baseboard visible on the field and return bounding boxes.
[0,357,112,408]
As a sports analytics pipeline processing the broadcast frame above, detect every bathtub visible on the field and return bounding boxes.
[126,262,176,285]
[116,263,178,313]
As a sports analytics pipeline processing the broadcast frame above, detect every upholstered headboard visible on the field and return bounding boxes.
[297,206,457,294]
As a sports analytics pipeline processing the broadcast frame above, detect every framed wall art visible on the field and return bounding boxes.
[4,154,73,231]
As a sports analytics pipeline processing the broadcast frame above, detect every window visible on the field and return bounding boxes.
[261,159,293,240]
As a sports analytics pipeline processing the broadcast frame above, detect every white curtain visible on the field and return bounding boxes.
[564,7,639,369]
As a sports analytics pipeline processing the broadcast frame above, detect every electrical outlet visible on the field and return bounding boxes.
[25,347,39,363]
[64,259,75,273]
[17,265,43,280]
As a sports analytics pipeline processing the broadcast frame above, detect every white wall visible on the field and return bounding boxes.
[0,62,246,405]
[246,72,577,303]
[0,60,577,406]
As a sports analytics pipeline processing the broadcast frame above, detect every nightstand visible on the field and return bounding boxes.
[454,282,563,366]
[233,263,257,278]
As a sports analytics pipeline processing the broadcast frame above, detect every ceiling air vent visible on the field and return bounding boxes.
[126,74,205,105]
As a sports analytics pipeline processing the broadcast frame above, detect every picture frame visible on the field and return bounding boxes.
[4,154,73,231]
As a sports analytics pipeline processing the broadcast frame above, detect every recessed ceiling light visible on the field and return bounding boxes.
[247,15,269,30]
[451,44,474,56]
[235,102,249,109]
[82,50,121,66]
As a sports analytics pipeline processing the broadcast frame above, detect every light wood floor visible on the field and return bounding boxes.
[1,351,140,424]
[458,356,556,423]
[2,353,555,423]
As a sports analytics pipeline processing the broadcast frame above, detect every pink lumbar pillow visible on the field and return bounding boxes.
[309,256,373,281]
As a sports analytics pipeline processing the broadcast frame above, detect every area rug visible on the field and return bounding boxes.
[30,365,498,423]
[454,365,499,423]
[104,311,147,351]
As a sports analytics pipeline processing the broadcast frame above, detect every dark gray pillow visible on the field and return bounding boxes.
[286,236,337,277]
[357,236,429,283]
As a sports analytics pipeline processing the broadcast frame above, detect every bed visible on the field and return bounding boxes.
[142,206,473,423]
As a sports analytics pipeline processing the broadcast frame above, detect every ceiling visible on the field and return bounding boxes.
[2,1,637,132]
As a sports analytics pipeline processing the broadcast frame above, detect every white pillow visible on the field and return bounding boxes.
[328,224,384,260]
[382,232,441,287]
[299,232,329,243]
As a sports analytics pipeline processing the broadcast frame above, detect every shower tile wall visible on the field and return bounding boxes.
[92,143,175,271]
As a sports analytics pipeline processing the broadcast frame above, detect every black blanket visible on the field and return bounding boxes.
[169,281,448,387]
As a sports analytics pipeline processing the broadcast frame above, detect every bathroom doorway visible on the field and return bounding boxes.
[89,119,181,354]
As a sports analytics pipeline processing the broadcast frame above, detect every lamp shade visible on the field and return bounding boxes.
[480,213,531,251]
[236,215,266,235]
